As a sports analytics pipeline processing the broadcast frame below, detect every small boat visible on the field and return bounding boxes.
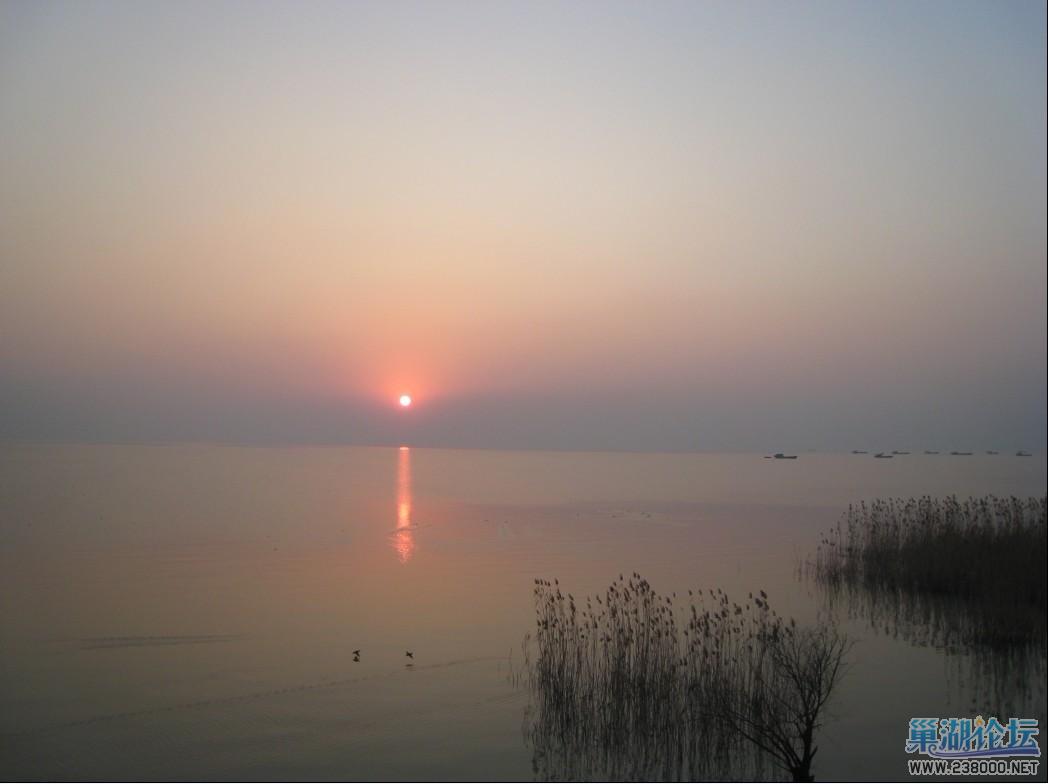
[950,451,973,456]
[773,453,798,460]
[851,450,868,454]
[1016,451,1032,457]
[891,450,910,455]
[924,450,939,454]
[874,452,893,459]
[985,450,999,455]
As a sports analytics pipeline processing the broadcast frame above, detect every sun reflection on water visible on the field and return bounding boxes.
[392,446,414,563]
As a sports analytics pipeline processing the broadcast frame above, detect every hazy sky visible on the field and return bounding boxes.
[1,0,1045,451]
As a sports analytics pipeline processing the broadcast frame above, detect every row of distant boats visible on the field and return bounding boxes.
[765,450,1033,460]
[851,450,1033,458]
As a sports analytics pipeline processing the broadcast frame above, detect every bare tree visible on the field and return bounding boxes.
[719,622,851,782]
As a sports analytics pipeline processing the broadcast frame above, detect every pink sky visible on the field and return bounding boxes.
[1,2,1045,450]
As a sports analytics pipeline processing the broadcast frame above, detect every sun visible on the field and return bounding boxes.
[398,394,412,408]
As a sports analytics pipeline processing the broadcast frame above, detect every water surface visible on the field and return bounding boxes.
[1,445,1044,780]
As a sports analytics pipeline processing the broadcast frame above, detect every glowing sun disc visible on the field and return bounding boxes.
[399,394,412,408]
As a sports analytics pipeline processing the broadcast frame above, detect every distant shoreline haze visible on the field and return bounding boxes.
[0,377,1043,453]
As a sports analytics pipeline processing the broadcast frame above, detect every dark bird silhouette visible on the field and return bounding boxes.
[352,654,360,663]
[405,651,414,659]
[352,649,360,656]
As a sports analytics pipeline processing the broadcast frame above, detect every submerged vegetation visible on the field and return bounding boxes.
[810,495,1047,711]
[522,575,848,782]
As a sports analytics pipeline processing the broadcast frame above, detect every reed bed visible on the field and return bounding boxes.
[810,495,1047,713]
[811,496,1046,647]
[522,575,846,782]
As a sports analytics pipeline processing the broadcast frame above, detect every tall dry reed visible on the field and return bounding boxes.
[809,495,1046,713]
[522,574,847,781]
[811,496,1045,644]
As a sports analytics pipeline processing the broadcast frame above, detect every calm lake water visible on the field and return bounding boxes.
[1,445,1045,780]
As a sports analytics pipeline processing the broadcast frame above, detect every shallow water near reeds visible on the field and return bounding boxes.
[1,445,1045,780]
